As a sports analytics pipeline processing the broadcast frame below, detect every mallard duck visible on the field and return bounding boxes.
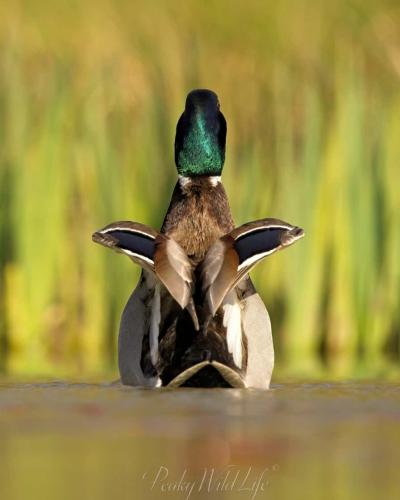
[92,89,304,389]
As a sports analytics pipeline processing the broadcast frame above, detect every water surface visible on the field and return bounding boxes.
[0,382,398,499]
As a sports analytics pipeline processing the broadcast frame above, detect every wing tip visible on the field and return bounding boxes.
[92,231,117,248]
[280,226,305,247]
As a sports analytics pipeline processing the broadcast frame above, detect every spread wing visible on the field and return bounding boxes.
[201,218,304,316]
[92,221,195,316]
[92,221,157,269]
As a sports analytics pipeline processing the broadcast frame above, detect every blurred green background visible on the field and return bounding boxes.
[0,0,399,380]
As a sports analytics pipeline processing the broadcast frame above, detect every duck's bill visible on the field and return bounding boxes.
[166,361,247,388]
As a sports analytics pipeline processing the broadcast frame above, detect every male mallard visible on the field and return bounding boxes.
[93,89,304,389]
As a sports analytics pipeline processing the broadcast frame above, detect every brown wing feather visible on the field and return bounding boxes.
[154,235,193,309]
[228,218,295,239]
[200,238,227,293]
[154,236,199,329]
[96,220,159,237]
[201,238,239,316]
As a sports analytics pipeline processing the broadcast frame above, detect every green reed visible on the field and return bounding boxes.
[0,0,399,377]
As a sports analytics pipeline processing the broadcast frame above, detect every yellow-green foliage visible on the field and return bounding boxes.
[0,0,399,378]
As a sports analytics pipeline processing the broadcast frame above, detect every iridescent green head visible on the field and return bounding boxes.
[175,89,227,177]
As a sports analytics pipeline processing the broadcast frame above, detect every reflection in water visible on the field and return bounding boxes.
[0,383,399,499]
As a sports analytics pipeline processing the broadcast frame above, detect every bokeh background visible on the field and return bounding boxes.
[0,0,399,380]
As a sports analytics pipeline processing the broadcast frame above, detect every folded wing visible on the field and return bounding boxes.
[201,218,304,316]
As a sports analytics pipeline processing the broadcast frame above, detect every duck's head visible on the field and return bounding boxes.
[175,89,227,177]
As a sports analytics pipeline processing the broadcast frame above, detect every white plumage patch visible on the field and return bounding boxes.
[178,175,192,187]
[237,248,278,271]
[149,284,161,366]
[222,295,243,369]
[208,176,221,186]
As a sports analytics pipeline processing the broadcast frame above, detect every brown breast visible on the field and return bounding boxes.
[160,177,234,264]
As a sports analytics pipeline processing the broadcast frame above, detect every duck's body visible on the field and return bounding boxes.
[117,175,274,388]
[94,89,304,389]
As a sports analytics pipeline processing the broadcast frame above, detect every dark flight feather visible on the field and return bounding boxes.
[92,221,157,270]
